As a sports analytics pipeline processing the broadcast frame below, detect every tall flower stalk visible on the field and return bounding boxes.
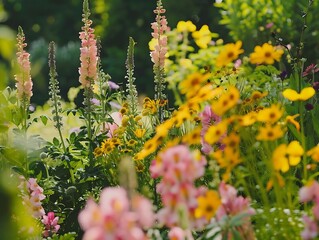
[150,0,168,122]
[125,37,139,116]
[48,41,75,184]
[79,0,98,163]
[14,26,33,175]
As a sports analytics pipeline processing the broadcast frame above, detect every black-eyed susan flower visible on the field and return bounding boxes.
[182,127,202,145]
[256,104,283,124]
[127,139,137,147]
[238,112,257,127]
[282,87,315,101]
[216,41,244,67]
[250,43,284,65]
[211,86,240,116]
[179,72,210,98]
[213,148,241,181]
[195,190,221,220]
[256,124,284,141]
[222,132,240,149]
[204,120,228,145]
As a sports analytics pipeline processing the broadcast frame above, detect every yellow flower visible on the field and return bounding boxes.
[272,141,304,172]
[182,127,202,145]
[134,128,146,138]
[192,25,217,49]
[307,145,319,162]
[195,190,221,220]
[250,43,284,65]
[256,104,283,124]
[216,41,244,67]
[256,124,284,141]
[222,132,240,149]
[286,114,300,132]
[282,87,315,101]
[213,148,241,181]
[179,72,210,97]
[211,86,240,116]
[204,120,228,145]
[127,139,137,147]
[238,112,257,127]
[101,139,115,154]
[177,20,196,32]
[93,147,103,157]
[250,91,268,101]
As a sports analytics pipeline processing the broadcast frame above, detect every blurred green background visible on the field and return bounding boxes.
[1,0,319,106]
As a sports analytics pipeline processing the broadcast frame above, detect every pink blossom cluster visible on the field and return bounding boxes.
[42,212,60,237]
[299,181,319,240]
[19,177,46,218]
[150,145,207,228]
[216,182,255,239]
[199,105,222,154]
[79,18,98,88]
[15,29,33,101]
[78,187,154,240]
[150,1,168,68]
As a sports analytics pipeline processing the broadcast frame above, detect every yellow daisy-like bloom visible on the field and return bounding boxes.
[101,139,115,154]
[250,91,268,101]
[256,124,284,141]
[216,41,244,67]
[192,25,216,49]
[256,104,283,124]
[282,87,315,101]
[238,112,257,127]
[179,72,210,97]
[177,20,196,32]
[211,86,240,116]
[307,145,319,162]
[142,97,158,115]
[93,147,103,157]
[204,120,228,145]
[134,128,146,138]
[127,139,137,147]
[222,132,240,149]
[272,141,304,172]
[182,127,202,145]
[195,190,221,220]
[213,148,241,181]
[250,43,284,65]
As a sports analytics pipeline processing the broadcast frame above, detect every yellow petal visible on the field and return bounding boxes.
[299,87,315,101]
[282,89,300,101]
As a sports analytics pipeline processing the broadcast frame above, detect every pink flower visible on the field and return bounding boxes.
[299,181,319,203]
[105,112,122,137]
[42,212,60,238]
[78,187,154,240]
[302,64,319,78]
[79,16,98,88]
[199,105,221,154]
[301,215,318,240]
[150,145,207,229]
[108,81,120,90]
[150,1,168,68]
[15,27,33,101]
[168,227,185,240]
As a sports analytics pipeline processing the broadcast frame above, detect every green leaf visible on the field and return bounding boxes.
[53,137,60,146]
[40,115,48,125]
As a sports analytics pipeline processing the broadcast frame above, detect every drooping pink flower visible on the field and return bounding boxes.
[105,112,122,137]
[78,187,154,240]
[79,12,98,88]
[42,212,60,238]
[150,1,168,68]
[302,64,319,78]
[15,27,33,101]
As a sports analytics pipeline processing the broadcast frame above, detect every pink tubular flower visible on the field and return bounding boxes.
[42,212,60,238]
[79,6,98,88]
[150,145,207,229]
[299,181,319,203]
[19,177,46,218]
[78,187,154,240]
[15,27,33,101]
[150,0,168,68]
